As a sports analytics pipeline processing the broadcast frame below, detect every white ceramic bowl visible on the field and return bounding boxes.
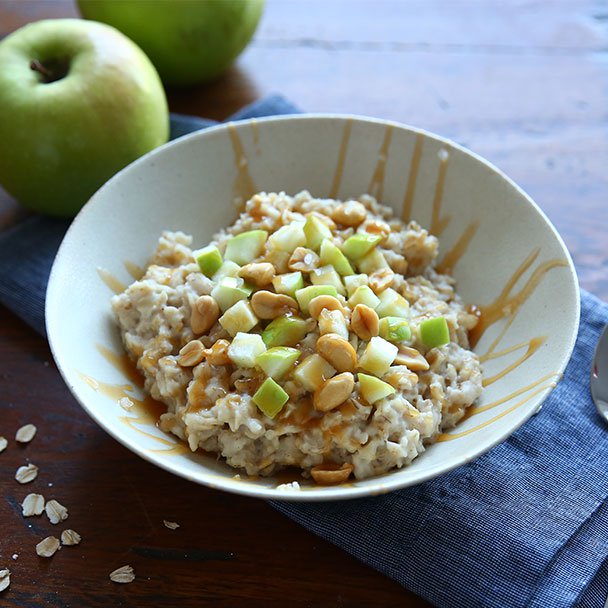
[46,115,580,501]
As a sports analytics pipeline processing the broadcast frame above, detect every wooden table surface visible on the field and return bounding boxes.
[1,2,607,606]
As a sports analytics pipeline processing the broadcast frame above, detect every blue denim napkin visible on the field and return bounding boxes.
[0,96,606,608]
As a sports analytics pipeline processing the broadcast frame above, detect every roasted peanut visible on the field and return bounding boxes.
[394,346,430,371]
[310,462,354,485]
[368,268,395,294]
[203,339,231,366]
[331,201,366,227]
[313,372,355,412]
[288,247,319,272]
[238,262,275,287]
[178,340,206,367]
[251,290,299,319]
[350,304,379,341]
[316,333,357,372]
[308,295,346,319]
[363,219,391,239]
[191,295,219,334]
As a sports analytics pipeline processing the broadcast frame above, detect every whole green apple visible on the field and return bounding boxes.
[0,19,169,217]
[77,0,264,86]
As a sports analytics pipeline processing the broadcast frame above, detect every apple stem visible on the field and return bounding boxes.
[30,59,53,82]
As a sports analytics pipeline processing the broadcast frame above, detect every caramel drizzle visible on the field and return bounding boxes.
[97,268,126,294]
[401,132,424,222]
[96,343,142,386]
[465,372,557,419]
[482,336,546,387]
[329,118,353,198]
[250,118,260,152]
[436,220,479,274]
[77,345,186,454]
[479,310,516,361]
[469,248,568,348]
[430,149,451,236]
[367,125,394,201]
[436,377,559,442]
[227,123,256,210]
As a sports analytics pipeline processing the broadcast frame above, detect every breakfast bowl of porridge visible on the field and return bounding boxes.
[46,115,579,500]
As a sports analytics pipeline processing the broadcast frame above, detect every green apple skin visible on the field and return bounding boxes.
[78,0,265,86]
[0,19,168,217]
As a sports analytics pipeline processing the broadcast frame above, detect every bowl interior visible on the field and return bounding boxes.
[46,115,579,501]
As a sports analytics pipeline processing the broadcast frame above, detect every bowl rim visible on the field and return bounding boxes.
[46,113,581,501]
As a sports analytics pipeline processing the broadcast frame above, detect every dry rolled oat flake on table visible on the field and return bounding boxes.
[15,424,37,443]
[15,463,38,484]
[112,191,482,485]
[60,529,82,546]
[110,565,135,584]
[21,493,45,517]
[0,569,10,592]
[0,437,7,453]
[36,536,60,558]
[163,520,180,530]
[45,499,68,524]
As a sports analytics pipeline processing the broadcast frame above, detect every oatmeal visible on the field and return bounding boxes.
[112,191,482,482]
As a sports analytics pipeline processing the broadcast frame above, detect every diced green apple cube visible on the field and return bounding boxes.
[219,300,258,337]
[358,373,396,404]
[293,354,336,391]
[420,316,450,348]
[262,316,308,347]
[227,332,267,368]
[344,274,369,297]
[212,260,241,282]
[211,277,253,312]
[379,317,412,343]
[304,214,333,251]
[319,239,354,276]
[356,248,390,274]
[375,288,410,319]
[224,230,267,265]
[194,245,222,278]
[342,233,382,260]
[253,377,289,419]
[358,336,399,376]
[295,285,338,314]
[268,224,306,252]
[256,347,301,379]
[310,265,346,295]
[348,285,381,309]
[272,271,305,298]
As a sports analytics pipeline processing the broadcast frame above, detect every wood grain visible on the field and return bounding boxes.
[0,1,606,606]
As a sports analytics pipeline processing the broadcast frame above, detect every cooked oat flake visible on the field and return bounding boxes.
[15,464,38,484]
[22,493,45,516]
[110,565,135,584]
[119,397,134,411]
[45,499,68,524]
[15,424,37,444]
